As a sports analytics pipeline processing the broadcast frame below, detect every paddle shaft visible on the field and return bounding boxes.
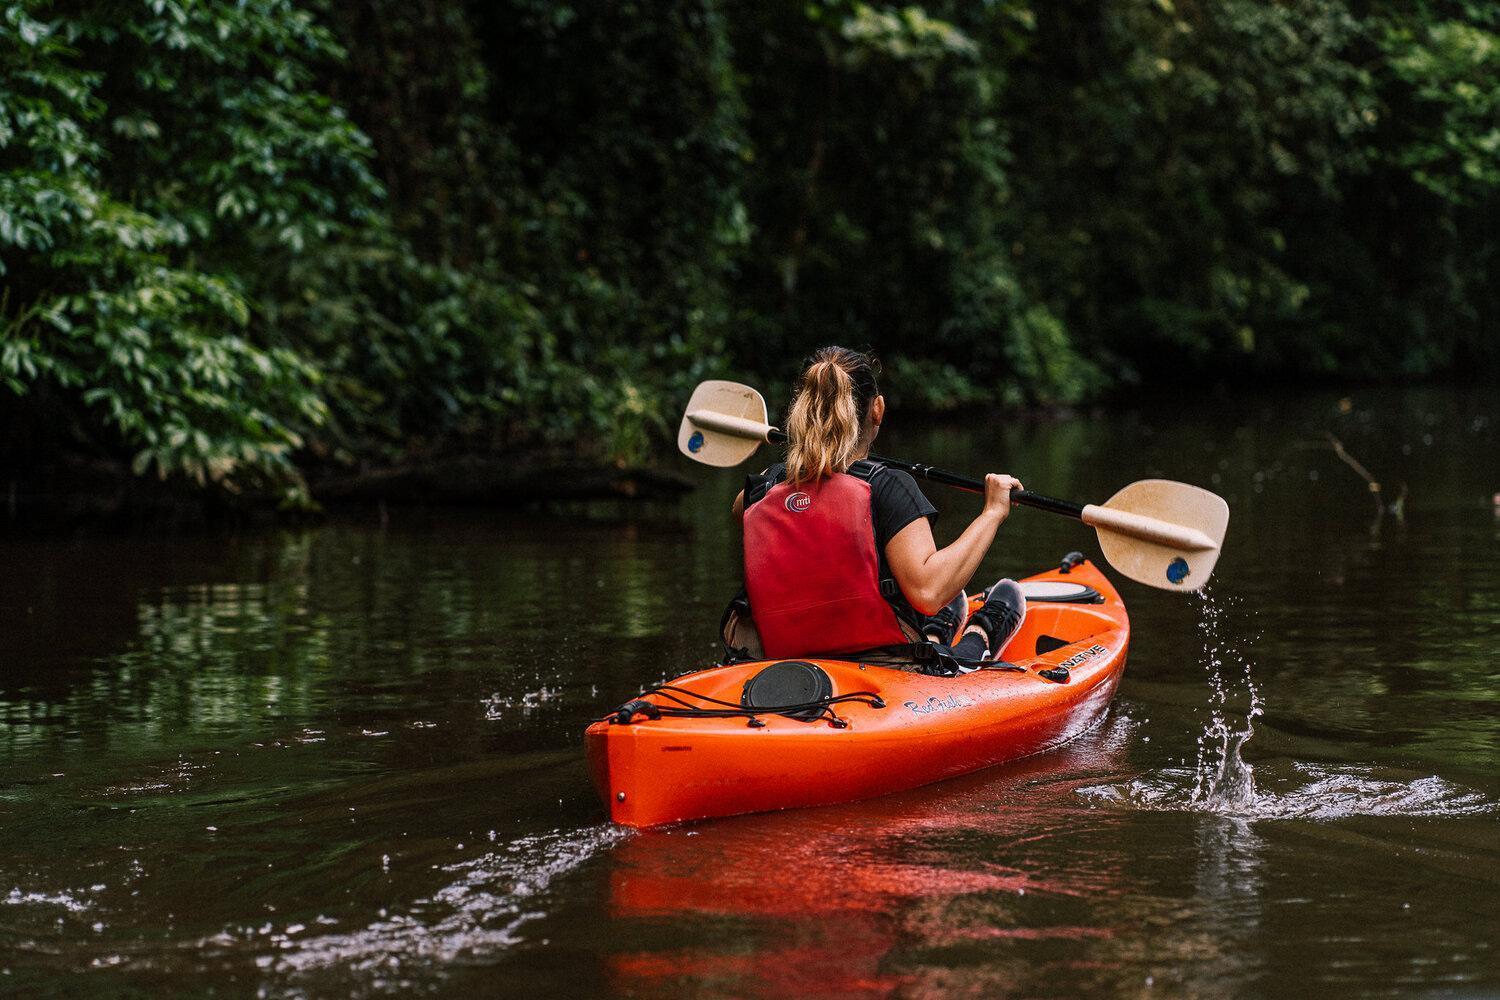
[684,400,1225,561]
[759,427,1086,520]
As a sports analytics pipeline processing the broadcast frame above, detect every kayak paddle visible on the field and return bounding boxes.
[677,379,1229,592]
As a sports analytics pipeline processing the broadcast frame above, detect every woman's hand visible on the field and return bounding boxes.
[982,473,1024,523]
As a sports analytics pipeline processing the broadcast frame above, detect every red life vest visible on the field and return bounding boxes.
[743,472,910,658]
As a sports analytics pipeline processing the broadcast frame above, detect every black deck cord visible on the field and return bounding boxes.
[664,683,886,713]
[596,684,885,727]
[596,652,1040,726]
[594,654,1046,727]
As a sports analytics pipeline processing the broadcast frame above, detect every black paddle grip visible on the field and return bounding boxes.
[875,454,1086,520]
[760,437,1088,521]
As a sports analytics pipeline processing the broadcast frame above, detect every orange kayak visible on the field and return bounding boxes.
[585,557,1129,827]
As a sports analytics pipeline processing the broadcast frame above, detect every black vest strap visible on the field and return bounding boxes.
[745,459,884,510]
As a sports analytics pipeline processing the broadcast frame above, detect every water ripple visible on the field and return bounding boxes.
[260,824,630,992]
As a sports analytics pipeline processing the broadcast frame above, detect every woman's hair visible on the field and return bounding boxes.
[784,346,880,484]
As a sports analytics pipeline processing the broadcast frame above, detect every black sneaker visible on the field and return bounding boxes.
[965,579,1027,657]
[920,591,969,645]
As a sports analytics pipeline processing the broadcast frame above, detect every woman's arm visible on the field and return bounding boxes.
[731,489,745,522]
[884,473,1023,615]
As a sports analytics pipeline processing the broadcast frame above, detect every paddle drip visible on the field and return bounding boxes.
[1189,586,1263,810]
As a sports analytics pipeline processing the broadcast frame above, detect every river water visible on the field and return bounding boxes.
[2,386,1497,997]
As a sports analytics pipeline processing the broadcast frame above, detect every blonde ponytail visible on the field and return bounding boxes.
[784,347,879,485]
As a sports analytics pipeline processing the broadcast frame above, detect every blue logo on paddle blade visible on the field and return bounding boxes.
[688,431,704,453]
[1166,557,1190,584]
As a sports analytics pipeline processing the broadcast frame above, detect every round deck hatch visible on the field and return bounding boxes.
[1019,580,1104,604]
[741,661,832,720]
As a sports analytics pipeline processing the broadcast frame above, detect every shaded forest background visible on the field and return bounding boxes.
[2,0,1496,505]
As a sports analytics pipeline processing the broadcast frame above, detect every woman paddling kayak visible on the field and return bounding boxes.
[586,356,1220,825]
[725,346,1028,671]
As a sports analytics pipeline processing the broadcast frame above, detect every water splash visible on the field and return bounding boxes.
[1189,586,1262,811]
[1080,586,1496,821]
[482,685,561,721]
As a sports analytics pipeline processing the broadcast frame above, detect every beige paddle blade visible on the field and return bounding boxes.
[1083,479,1229,591]
[677,380,774,467]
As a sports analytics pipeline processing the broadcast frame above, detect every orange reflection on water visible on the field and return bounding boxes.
[605,732,1136,998]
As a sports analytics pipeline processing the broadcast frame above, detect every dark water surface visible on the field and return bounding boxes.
[3,387,1498,997]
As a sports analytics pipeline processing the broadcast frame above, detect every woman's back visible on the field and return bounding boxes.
[735,346,1025,668]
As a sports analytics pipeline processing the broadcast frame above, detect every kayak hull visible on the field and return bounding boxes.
[585,559,1129,827]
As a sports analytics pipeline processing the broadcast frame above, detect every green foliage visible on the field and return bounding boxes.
[1381,11,1500,204]
[2,0,1496,503]
[1004,0,1373,379]
[0,0,371,496]
[724,1,1100,402]
[293,0,746,466]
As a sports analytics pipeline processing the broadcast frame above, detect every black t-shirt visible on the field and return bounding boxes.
[746,460,938,555]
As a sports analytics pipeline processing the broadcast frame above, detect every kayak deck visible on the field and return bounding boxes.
[585,559,1129,827]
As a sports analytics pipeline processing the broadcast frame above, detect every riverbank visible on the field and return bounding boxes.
[8,379,1489,534]
[2,450,694,534]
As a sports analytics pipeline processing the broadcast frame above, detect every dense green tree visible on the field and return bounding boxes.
[1003,0,1497,381]
[294,0,747,462]
[724,2,1102,409]
[0,0,375,497]
[1,0,1495,506]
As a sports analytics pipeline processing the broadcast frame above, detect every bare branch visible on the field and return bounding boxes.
[1324,432,1381,496]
